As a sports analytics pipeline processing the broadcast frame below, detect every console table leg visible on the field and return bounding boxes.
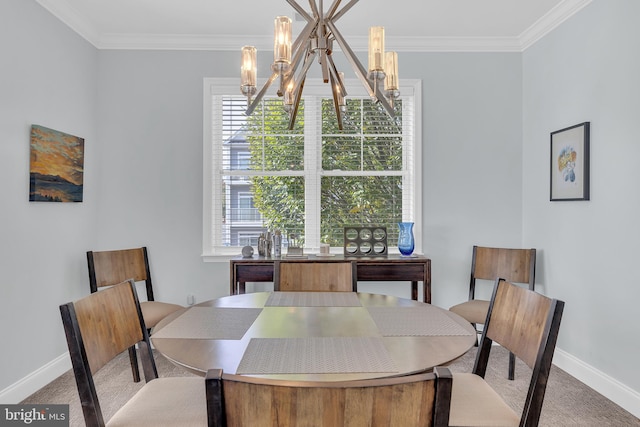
[411,281,418,301]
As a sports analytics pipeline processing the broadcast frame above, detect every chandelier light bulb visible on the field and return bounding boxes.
[241,46,257,88]
[240,46,257,100]
[384,51,399,92]
[284,79,295,111]
[368,26,385,73]
[337,72,346,111]
[274,16,292,66]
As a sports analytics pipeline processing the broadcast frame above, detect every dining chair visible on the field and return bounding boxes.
[448,278,564,427]
[208,366,452,427]
[60,279,218,427]
[449,245,536,380]
[87,246,182,382]
[273,260,356,292]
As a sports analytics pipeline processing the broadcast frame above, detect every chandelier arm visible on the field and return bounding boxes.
[291,50,318,97]
[288,77,306,130]
[283,42,309,90]
[325,20,374,98]
[286,0,313,23]
[245,73,279,116]
[326,19,395,117]
[329,71,344,130]
[326,53,347,96]
[372,82,395,116]
[291,19,317,58]
[330,0,359,23]
[320,50,330,83]
[283,18,318,89]
[370,79,394,116]
[308,0,320,20]
[324,0,343,21]
[316,14,330,84]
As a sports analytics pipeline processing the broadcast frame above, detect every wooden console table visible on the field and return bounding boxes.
[230,254,431,303]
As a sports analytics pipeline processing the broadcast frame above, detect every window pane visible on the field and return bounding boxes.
[321,176,403,246]
[221,175,267,247]
[322,99,362,134]
[251,176,305,242]
[246,98,304,172]
[363,136,403,170]
[254,97,305,134]
[362,99,403,135]
[322,136,362,171]
[322,99,403,172]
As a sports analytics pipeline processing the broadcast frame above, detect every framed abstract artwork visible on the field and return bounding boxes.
[29,125,85,202]
[550,122,590,201]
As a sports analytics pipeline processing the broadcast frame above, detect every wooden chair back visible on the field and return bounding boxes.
[274,261,356,292]
[87,247,155,300]
[211,367,452,427]
[474,279,565,426]
[60,280,158,426]
[470,246,536,298]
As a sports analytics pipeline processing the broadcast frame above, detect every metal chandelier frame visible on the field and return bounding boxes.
[242,0,397,130]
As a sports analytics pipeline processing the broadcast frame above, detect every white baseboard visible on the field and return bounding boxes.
[553,348,640,418]
[0,353,71,404]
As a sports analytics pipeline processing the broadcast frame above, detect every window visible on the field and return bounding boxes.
[236,192,259,221]
[237,232,261,247]
[203,78,422,258]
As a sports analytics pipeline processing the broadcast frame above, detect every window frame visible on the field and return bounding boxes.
[203,77,422,260]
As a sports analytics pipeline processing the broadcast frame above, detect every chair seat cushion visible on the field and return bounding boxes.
[141,301,183,328]
[449,373,520,427]
[107,377,206,427]
[449,299,490,325]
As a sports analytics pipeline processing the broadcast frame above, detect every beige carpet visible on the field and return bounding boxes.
[22,345,640,426]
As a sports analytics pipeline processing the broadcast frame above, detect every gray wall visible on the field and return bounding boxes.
[523,0,640,393]
[2,0,637,415]
[0,0,98,393]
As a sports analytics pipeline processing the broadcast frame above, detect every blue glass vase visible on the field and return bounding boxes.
[397,222,415,256]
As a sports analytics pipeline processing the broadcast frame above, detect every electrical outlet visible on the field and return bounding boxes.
[187,294,195,306]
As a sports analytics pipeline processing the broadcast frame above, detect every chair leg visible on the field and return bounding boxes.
[473,324,479,347]
[508,351,515,380]
[128,345,141,383]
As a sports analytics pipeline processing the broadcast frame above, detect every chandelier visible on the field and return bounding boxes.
[240,0,400,130]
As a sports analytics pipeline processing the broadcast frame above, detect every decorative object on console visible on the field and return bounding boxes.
[397,222,415,256]
[241,245,254,258]
[318,243,332,256]
[286,233,306,258]
[273,229,282,257]
[258,231,273,257]
[239,0,400,130]
[344,226,387,257]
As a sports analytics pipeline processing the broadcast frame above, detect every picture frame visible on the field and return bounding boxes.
[29,125,84,202]
[550,122,590,201]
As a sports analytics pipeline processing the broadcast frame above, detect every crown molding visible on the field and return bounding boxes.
[519,0,593,50]
[35,0,100,44]
[94,34,269,51]
[37,0,592,53]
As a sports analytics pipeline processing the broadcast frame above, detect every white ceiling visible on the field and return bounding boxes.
[35,0,592,52]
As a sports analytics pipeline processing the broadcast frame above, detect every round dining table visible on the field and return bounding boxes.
[151,291,476,381]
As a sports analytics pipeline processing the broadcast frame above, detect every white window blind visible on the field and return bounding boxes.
[203,78,422,258]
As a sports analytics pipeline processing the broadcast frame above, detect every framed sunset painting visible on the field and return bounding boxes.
[550,122,590,201]
[29,125,85,202]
